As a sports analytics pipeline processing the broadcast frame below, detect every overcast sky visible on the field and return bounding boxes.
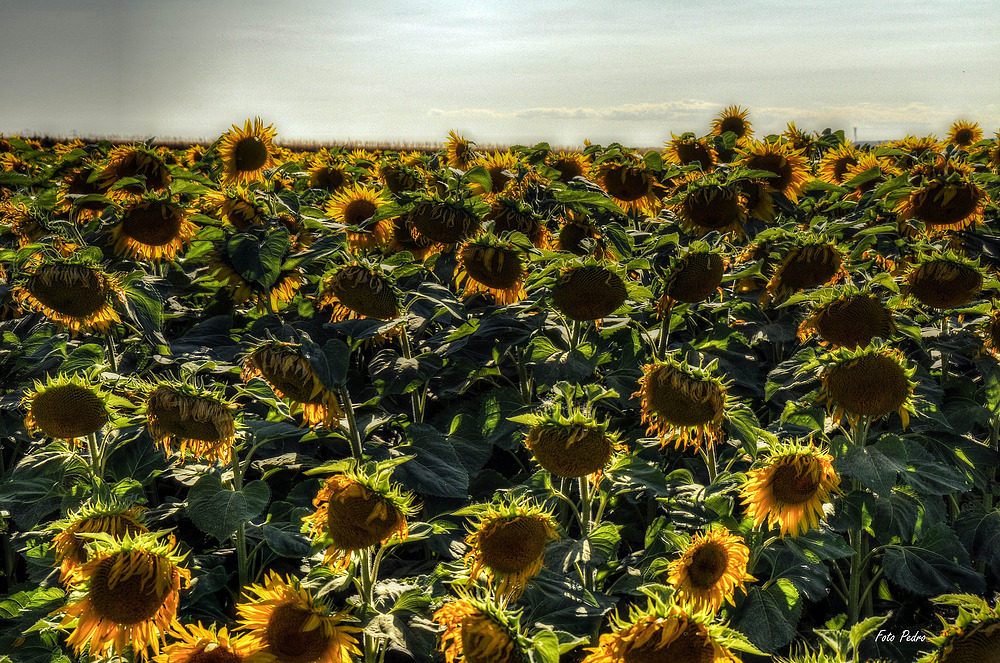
[2,0,998,147]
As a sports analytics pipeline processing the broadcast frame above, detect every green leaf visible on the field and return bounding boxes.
[60,343,105,374]
[462,165,493,193]
[369,348,444,396]
[531,629,561,663]
[883,523,985,596]
[392,423,469,498]
[850,615,889,657]
[732,579,802,653]
[955,502,1000,576]
[187,474,271,540]
[836,445,904,497]
[262,524,311,558]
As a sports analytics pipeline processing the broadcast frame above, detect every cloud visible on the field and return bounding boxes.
[428,99,719,122]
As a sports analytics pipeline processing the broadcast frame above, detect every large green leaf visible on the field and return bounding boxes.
[883,523,985,596]
[392,423,469,499]
[187,474,271,540]
[732,579,802,653]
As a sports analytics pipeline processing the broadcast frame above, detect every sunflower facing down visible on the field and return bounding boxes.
[154,622,256,663]
[302,464,415,571]
[111,196,198,262]
[485,197,551,249]
[15,257,126,334]
[97,144,172,196]
[659,248,727,309]
[901,252,985,310]
[550,261,630,322]
[591,156,661,215]
[797,288,896,350]
[894,164,986,233]
[455,235,528,305]
[237,571,363,663]
[582,598,741,663]
[674,176,748,236]
[54,531,191,661]
[405,197,482,247]
[635,356,730,452]
[433,593,530,663]
[242,341,345,428]
[813,343,917,430]
[463,497,559,599]
[761,240,848,306]
[202,186,269,231]
[49,498,149,585]
[667,529,754,612]
[741,442,841,537]
[522,406,622,479]
[218,118,278,186]
[918,596,1000,663]
[316,263,400,322]
[144,379,238,464]
[22,372,113,443]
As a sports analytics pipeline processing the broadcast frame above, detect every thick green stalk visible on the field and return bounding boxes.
[578,476,595,592]
[229,443,249,596]
[399,328,423,423]
[87,432,103,484]
[657,307,671,359]
[104,333,118,374]
[338,385,364,462]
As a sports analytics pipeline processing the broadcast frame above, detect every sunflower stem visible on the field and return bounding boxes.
[399,327,423,423]
[339,385,364,463]
[578,476,596,592]
[986,413,1000,511]
[853,414,872,448]
[847,528,865,626]
[657,305,672,359]
[104,333,118,374]
[700,443,718,484]
[570,319,583,352]
[940,316,951,386]
[86,432,103,484]
[360,547,377,663]
[229,443,249,597]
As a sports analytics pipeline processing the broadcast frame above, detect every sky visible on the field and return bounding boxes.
[2,0,999,148]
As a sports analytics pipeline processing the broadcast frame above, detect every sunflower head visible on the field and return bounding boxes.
[302,461,416,570]
[591,155,660,214]
[817,143,861,185]
[154,622,256,663]
[325,182,393,251]
[635,355,730,452]
[202,186,268,231]
[218,118,278,186]
[901,251,985,310]
[56,166,110,223]
[15,255,126,334]
[237,571,363,663]
[55,530,190,661]
[797,287,896,349]
[892,134,943,169]
[49,497,149,585]
[551,260,629,321]
[741,441,841,537]
[455,235,528,305]
[485,197,550,249]
[812,343,917,429]
[2,198,51,246]
[242,341,345,428]
[308,160,351,193]
[469,151,519,198]
[737,139,810,201]
[918,596,1000,663]
[433,592,530,663]
[946,120,983,148]
[894,161,985,232]
[97,144,172,195]
[143,377,238,464]
[112,195,197,262]
[316,262,400,322]
[762,239,847,306]
[378,156,424,194]
[583,598,740,663]
[665,133,718,169]
[674,174,747,236]
[405,195,482,247]
[444,131,478,170]
[783,122,815,154]
[667,528,754,612]
[660,247,727,307]
[545,150,592,183]
[23,371,113,442]
[521,406,622,479]
[711,105,754,144]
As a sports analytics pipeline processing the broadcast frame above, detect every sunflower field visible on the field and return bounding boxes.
[2,110,1000,663]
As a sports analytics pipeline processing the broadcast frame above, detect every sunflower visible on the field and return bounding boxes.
[308,160,351,193]
[783,122,815,154]
[892,135,942,169]
[841,153,901,200]
[737,139,811,202]
[635,356,730,452]
[545,150,592,183]
[659,248,727,308]
[49,498,149,585]
[485,197,550,249]
[470,151,519,198]
[444,130,477,170]
[111,196,197,262]
[522,407,622,479]
[97,144,172,196]
[236,571,363,663]
[463,496,559,600]
[762,240,847,306]
[242,341,345,428]
[202,186,268,231]
[551,261,629,321]
[582,598,739,663]
[324,183,393,251]
[665,133,718,169]
[736,177,776,222]
[741,442,840,537]
[402,196,481,247]
[15,256,126,334]
[918,596,1000,663]
[144,379,237,464]
[154,622,256,663]
[55,531,190,661]
[591,156,661,215]
[711,105,753,144]
[302,463,415,571]
[210,251,303,313]
[433,593,529,663]
[455,235,528,305]
[56,166,110,223]
[981,309,1000,358]
[667,529,754,612]
[674,176,747,235]
[813,343,917,429]
[901,252,985,310]
[378,157,424,194]
[797,288,896,349]
[817,143,861,185]
[316,263,400,322]
[22,372,112,442]
[1,199,49,246]
[218,118,278,186]
[946,120,983,148]
[385,216,436,260]
[894,163,986,232]
[182,145,207,169]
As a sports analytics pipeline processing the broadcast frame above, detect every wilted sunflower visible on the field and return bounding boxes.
[797,288,896,349]
[737,139,811,201]
[385,216,436,260]
[202,186,268,231]
[741,442,840,537]
[433,593,529,663]
[455,235,528,305]
[635,356,730,452]
[49,498,148,585]
[242,341,344,427]
[946,120,983,148]
[665,133,718,169]
[551,261,629,321]
[736,177,776,222]
[445,130,478,170]
[218,118,278,186]
[1,199,49,246]
[901,252,985,310]
[674,176,747,235]
[918,596,1000,663]
[667,529,754,612]
[15,256,126,334]
[463,496,559,600]
[894,162,986,232]
[154,622,256,663]
[378,157,424,194]
[521,406,622,479]
[980,309,1000,358]
[813,343,917,429]
[406,197,482,247]
[817,143,861,185]
[55,531,190,661]
[56,166,110,223]
[325,183,393,250]
[545,150,592,183]
[144,379,237,464]
[316,263,400,322]
[711,105,753,144]
[485,197,550,249]
[582,598,740,663]
[23,372,112,442]
[659,248,727,308]
[97,144,172,196]
[591,155,660,215]
[302,463,415,571]
[210,249,303,313]
[237,571,363,663]
[762,240,847,306]
[111,196,197,262]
